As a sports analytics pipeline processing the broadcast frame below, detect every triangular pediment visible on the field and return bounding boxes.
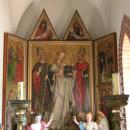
[30,9,58,40]
[64,10,91,40]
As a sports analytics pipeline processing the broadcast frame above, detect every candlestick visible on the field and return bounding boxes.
[112,73,119,95]
[17,82,24,100]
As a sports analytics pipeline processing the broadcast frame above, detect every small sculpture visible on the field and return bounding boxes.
[73,112,98,130]
[96,111,109,130]
[28,113,53,130]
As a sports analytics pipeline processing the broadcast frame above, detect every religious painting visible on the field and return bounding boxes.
[30,9,58,40]
[63,10,91,40]
[94,33,117,86]
[96,82,112,110]
[28,41,94,129]
[2,33,27,129]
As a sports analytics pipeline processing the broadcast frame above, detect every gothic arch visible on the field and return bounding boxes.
[118,15,130,93]
[118,15,130,130]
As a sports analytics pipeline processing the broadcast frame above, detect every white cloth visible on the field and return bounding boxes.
[31,123,42,130]
[83,121,98,130]
[50,63,75,129]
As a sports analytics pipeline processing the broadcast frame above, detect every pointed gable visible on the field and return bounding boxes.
[64,10,91,40]
[30,9,58,40]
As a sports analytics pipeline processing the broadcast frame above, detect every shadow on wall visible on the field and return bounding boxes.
[87,6,106,39]
[16,0,106,40]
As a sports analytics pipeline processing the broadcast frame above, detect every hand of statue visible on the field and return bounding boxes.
[50,114,54,120]
[45,75,48,80]
[58,69,64,76]
[73,70,77,77]
[73,116,77,122]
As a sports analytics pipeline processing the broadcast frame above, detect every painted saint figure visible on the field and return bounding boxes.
[32,47,53,113]
[8,41,16,81]
[73,47,90,112]
[67,21,85,40]
[97,48,106,82]
[32,47,48,112]
[35,21,52,40]
[106,43,114,79]
[15,43,24,83]
[50,50,75,129]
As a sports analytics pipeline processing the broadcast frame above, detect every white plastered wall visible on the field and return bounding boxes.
[0,0,12,124]
[109,0,130,43]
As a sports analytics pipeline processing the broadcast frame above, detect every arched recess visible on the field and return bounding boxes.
[119,15,130,92]
[16,0,107,39]
[118,15,130,130]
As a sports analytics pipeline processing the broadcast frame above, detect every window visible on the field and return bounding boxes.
[119,15,130,130]
[122,34,130,130]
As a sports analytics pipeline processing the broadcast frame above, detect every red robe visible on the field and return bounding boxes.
[32,71,41,96]
[73,62,89,112]
[35,27,52,40]
[15,49,24,82]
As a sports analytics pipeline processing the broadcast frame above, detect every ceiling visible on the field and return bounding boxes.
[9,0,111,39]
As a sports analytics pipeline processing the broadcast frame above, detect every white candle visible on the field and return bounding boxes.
[17,82,24,100]
[112,73,119,95]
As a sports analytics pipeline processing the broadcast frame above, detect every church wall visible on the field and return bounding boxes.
[109,1,130,129]
[1,0,130,126]
[0,0,129,128]
[9,0,32,33]
[0,0,13,124]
